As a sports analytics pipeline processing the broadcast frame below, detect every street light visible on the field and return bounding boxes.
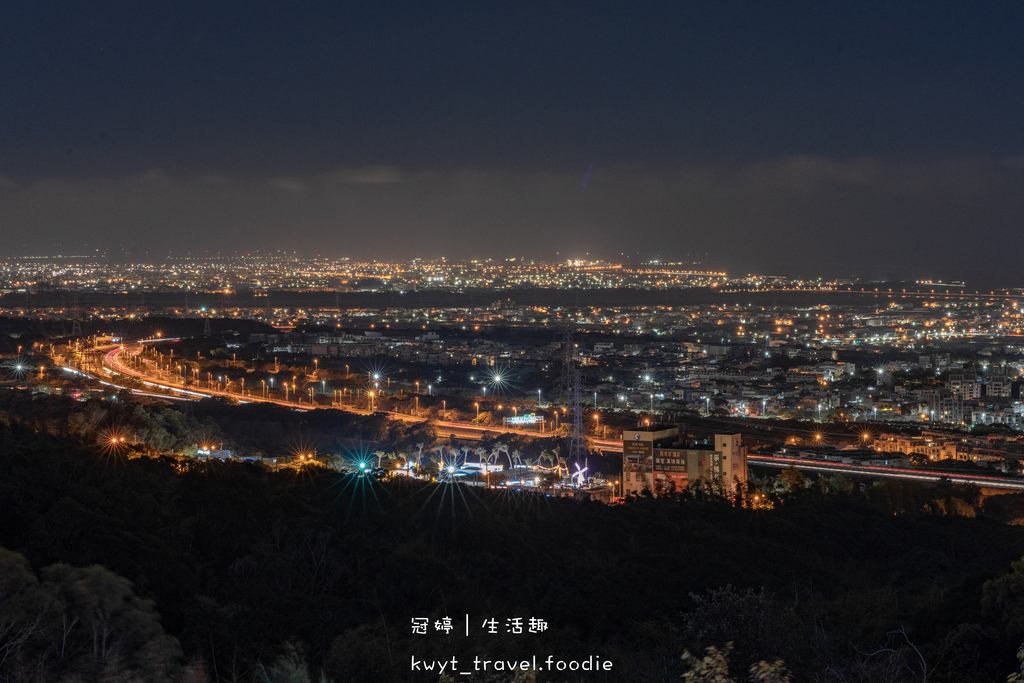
[475,402,480,418]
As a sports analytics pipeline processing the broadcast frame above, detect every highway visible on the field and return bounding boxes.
[750,455,1024,491]
[97,343,625,450]
[81,344,1024,491]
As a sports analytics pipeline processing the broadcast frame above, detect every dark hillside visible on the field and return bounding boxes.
[3,411,1024,680]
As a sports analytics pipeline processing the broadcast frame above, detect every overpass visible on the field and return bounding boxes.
[750,455,1024,493]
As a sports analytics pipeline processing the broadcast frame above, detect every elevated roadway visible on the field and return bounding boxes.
[97,343,625,450]
[750,454,1024,492]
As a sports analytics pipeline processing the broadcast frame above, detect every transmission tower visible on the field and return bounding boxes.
[69,290,83,338]
[560,327,586,468]
[203,318,212,337]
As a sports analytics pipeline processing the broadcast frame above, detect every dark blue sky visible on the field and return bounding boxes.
[2,2,1024,282]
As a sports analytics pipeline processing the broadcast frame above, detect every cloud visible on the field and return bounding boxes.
[0,157,1021,283]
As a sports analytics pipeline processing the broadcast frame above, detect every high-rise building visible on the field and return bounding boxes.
[986,367,1013,398]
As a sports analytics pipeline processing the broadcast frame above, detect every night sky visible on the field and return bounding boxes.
[2,2,1024,283]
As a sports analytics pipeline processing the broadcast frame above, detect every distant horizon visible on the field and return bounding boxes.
[2,250,1020,292]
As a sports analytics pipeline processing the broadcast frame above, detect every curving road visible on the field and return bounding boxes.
[98,343,625,450]
[88,344,1024,491]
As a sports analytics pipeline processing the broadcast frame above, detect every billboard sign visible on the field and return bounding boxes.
[506,413,543,425]
[623,431,653,458]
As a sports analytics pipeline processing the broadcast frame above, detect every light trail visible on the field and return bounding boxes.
[750,455,1024,491]
[82,345,1024,492]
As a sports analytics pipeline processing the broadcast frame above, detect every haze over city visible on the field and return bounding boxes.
[2,2,1024,284]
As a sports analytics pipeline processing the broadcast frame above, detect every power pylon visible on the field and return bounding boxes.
[560,327,586,468]
[70,290,83,338]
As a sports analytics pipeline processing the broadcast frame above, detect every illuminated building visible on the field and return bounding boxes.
[622,427,747,497]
